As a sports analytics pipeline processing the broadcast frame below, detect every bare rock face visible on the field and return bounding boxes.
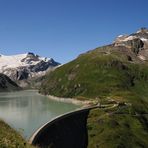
[21,52,39,64]
[114,28,148,61]
[0,52,60,87]
[0,73,20,91]
[115,37,144,54]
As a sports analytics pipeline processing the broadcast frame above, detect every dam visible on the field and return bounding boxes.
[30,106,98,148]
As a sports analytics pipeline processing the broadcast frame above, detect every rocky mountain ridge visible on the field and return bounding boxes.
[0,52,60,87]
[114,28,148,60]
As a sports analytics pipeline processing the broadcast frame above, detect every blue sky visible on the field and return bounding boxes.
[0,0,148,63]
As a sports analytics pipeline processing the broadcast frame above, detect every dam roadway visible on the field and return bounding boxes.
[29,105,98,148]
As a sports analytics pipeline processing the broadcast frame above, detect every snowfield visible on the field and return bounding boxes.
[0,53,51,72]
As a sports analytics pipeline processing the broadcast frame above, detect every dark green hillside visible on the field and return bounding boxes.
[40,42,148,147]
[87,107,148,148]
[0,73,21,92]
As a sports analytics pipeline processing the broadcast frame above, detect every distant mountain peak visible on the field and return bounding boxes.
[0,52,60,84]
[27,52,35,55]
[136,27,148,33]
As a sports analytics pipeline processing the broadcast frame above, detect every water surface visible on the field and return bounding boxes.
[0,90,80,139]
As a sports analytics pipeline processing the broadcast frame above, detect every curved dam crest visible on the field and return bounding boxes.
[29,106,98,148]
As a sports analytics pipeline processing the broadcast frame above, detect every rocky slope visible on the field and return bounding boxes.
[114,27,148,59]
[0,52,60,87]
[39,28,148,147]
[0,73,21,92]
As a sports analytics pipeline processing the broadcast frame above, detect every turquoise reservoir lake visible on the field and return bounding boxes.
[0,90,80,139]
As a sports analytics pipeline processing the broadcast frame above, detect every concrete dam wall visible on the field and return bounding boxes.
[30,106,97,148]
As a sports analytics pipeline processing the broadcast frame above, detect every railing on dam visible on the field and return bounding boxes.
[29,106,98,148]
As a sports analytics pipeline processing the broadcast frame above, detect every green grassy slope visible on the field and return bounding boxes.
[0,120,35,148]
[40,44,148,147]
[87,107,148,148]
[39,45,145,100]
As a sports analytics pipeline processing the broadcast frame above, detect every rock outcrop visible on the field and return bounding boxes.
[114,28,148,60]
[115,37,144,54]
[0,73,21,91]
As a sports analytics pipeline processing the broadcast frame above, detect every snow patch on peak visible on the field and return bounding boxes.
[38,56,52,62]
[117,35,124,38]
[137,30,141,33]
[0,52,60,83]
[121,36,137,42]
[140,38,148,42]
[0,53,53,72]
[115,35,138,43]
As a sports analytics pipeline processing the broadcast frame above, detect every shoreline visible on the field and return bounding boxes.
[38,92,94,107]
[47,95,93,106]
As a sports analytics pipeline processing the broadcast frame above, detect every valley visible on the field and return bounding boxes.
[0,0,148,147]
[0,28,148,147]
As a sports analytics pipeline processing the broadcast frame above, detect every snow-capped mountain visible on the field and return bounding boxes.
[114,28,148,46]
[0,53,51,69]
[114,28,148,61]
[0,52,60,86]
